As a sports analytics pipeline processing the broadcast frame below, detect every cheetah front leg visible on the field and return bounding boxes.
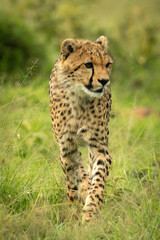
[82,145,112,222]
[60,147,91,204]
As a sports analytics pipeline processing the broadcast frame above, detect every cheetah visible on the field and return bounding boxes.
[49,36,113,222]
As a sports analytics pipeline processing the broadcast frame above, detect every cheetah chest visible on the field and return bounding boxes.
[51,92,109,149]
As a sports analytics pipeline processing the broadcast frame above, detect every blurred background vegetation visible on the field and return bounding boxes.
[0,0,160,239]
[0,0,160,98]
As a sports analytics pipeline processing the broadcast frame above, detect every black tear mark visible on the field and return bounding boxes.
[85,65,94,90]
[89,65,94,86]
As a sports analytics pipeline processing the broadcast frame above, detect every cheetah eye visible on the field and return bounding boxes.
[85,62,93,68]
[106,62,111,68]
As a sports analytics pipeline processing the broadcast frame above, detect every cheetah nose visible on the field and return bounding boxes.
[98,78,109,86]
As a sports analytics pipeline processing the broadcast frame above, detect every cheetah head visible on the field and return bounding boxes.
[59,36,113,98]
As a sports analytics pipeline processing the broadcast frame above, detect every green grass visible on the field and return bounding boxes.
[0,77,159,239]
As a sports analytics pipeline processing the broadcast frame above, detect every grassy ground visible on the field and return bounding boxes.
[0,74,159,239]
[0,0,160,239]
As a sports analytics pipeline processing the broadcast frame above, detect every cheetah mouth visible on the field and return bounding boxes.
[85,85,103,94]
[78,85,104,98]
[90,88,103,93]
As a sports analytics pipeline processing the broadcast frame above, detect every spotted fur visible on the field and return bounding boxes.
[49,36,113,222]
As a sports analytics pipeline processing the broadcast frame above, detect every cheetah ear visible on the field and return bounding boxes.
[61,39,77,59]
[95,36,108,49]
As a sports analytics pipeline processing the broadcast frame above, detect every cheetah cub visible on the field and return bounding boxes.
[49,36,113,222]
